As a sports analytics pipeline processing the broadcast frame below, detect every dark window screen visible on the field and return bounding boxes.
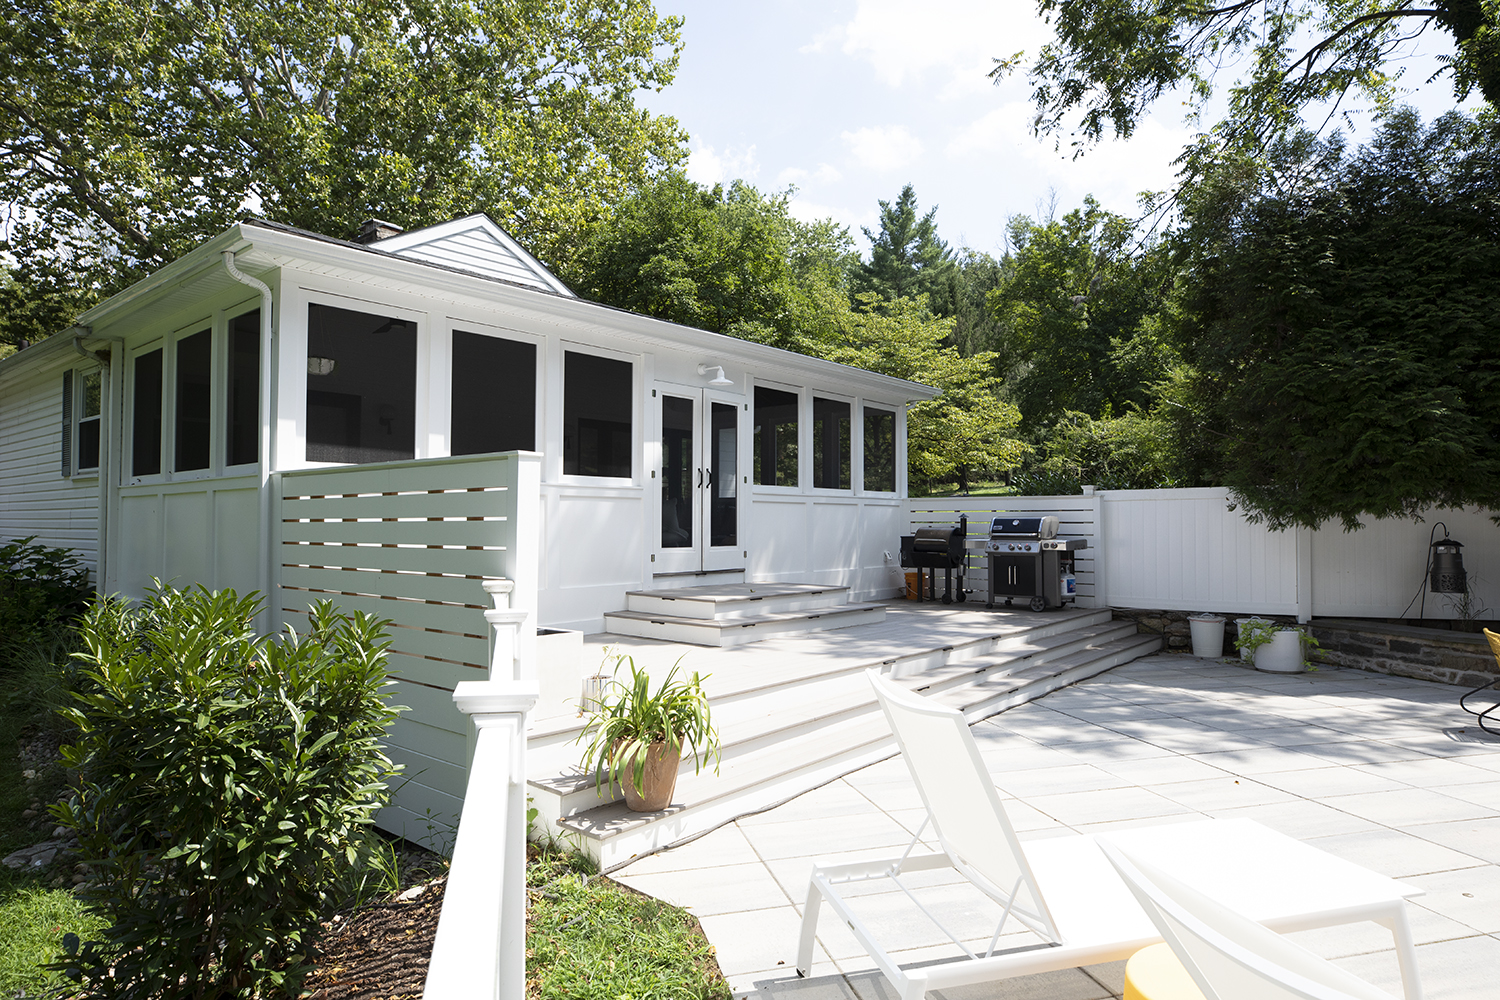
[451,331,536,455]
[864,407,896,492]
[175,329,212,471]
[306,303,416,464]
[813,396,851,490]
[753,386,798,486]
[132,349,163,476]
[563,351,631,478]
[227,310,260,466]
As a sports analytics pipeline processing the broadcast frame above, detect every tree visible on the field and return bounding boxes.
[0,0,687,345]
[815,296,1026,491]
[1170,108,1500,529]
[852,185,960,316]
[990,197,1174,427]
[1005,1,1499,157]
[562,172,856,351]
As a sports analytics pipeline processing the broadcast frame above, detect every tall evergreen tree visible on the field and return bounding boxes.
[853,185,960,316]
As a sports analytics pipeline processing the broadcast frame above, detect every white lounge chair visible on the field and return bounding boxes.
[796,670,1424,1000]
[1099,839,1398,999]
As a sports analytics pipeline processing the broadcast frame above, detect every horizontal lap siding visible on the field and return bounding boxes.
[279,454,522,852]
[0,357,101,574]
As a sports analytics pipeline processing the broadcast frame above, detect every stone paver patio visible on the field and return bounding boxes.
[611,652,1500,999]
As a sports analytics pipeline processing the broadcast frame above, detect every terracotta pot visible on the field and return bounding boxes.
[617,741,681,812]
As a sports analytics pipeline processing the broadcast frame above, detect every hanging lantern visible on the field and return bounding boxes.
[1430,538,1467,594]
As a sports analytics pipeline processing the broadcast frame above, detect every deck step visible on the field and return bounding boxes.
[602,602,886,647]
[623,583,854,621]
[536,617,1164,871]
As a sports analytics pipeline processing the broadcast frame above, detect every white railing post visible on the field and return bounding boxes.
[483,579,528,681]
[423,679,538,1000]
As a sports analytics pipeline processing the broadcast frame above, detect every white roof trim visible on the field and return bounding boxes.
[373,214,575,297]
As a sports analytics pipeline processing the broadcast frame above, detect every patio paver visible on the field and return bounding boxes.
[608,652,1500,998]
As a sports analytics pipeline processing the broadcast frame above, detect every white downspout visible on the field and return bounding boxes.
[222,251,275,633]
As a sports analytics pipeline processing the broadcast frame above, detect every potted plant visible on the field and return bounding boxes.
[1236,620,1321,673]
[577,654,720,812]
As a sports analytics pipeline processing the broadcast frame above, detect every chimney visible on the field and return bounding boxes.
[350,219,404,245]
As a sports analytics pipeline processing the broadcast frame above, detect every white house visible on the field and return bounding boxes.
[0,213,938,837]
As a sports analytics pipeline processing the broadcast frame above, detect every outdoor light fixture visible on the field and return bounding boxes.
[698,364,733,387]
[1429,524,1468,594]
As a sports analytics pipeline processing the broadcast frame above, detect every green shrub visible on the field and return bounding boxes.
[51,586,404,998]
[0,536,92,650]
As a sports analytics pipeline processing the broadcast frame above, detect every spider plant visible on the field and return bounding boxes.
[577,654,720,799]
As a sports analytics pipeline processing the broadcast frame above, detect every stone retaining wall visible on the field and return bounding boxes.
[1110,609,1298,654]
[1309,619,1499,688]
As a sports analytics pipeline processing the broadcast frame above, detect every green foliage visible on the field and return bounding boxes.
[51,586,404,998]
[527,846,728,999]
[992,197,1175,427]
[852,184,961,316]
[0,537,93,649]
[815,296,1027,492]
[563,173,855,347]
[0,0,687,337]
[578,653,719,799]
[1010,0,1499,158]
[1013,408,1184,494]
[0,885,106,997]
[1170,108,1500,529]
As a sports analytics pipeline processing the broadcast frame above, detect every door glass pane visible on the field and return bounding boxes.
[661,395,693,548]
[813,396,851,489]
[452,330,536,455]
[864,407,896,492]
[306,303,417,464]
[753,386,798,486]
[563,351,632,477]
[175,328,212,471]
[710,402,737,547]
[132,348,163,476]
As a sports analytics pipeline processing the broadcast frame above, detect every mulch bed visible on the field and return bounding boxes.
[303,877,447,1000]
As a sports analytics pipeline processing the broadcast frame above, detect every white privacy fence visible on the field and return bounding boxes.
[907,488,1500,622]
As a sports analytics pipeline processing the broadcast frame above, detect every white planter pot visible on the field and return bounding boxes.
[533,628,583,719]
[1235,617,1272,662]
[1255,628,1305,673]
[1188,615,1226,658]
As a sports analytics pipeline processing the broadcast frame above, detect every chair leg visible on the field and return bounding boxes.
[796,879,823,977]
[1381,908,1425,1000]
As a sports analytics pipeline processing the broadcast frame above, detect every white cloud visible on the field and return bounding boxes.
[685,142,759,185]
[776,163,843,188]
[841,126,924,172]
[945,103,1033,158]
[828,0,1052,99]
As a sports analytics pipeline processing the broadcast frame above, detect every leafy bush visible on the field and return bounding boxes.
[578,654,719,798]
[0,536,92,650]
[51,586,403,998]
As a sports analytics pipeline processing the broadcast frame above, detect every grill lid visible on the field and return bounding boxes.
[989,516,1059,540]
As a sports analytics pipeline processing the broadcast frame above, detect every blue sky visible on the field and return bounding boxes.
[637,1,1476,257]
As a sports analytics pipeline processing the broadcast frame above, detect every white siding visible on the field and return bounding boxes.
[0,351,103,576]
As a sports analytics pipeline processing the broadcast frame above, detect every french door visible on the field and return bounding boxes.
[655,385,742,575]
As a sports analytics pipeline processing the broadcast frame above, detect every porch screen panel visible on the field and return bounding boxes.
[451,331,536,455]
[753,386,798,487]
[661,395,693,548]
[562,350,631,478]
[227,310,260,466]
[813,396,851,490]
[864,407,895,492]
[132,348,164,476]
[306,303,417,465]
[175,328,212,471]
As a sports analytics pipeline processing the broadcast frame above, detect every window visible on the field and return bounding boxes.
[174,328,212,472]
[812,396,851,490]
[306,303,417,465]
[864,406,896,492]
[132,348,164,476]
[451,330,536,455]
[61,369,102,477]
[226,309,260,466]
[753,386,798,487]
[562,350,631,478]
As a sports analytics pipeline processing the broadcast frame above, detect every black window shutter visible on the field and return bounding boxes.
[61,371,73,476]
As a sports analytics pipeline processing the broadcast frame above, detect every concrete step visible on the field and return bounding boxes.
[538,621,1164,871]
[602,602,886,647]
[623,583,854,621]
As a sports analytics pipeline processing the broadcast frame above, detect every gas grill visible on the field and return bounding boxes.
[983,516,1087,612]
[899,515,968,604]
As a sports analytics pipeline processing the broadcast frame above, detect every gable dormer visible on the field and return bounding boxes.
[371,214,575,297]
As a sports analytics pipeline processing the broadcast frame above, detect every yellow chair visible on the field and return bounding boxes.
[1459,629,1500,737]
[1124,942,1206,1000]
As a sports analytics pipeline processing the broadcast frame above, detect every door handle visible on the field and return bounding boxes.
[697,467,704,487]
